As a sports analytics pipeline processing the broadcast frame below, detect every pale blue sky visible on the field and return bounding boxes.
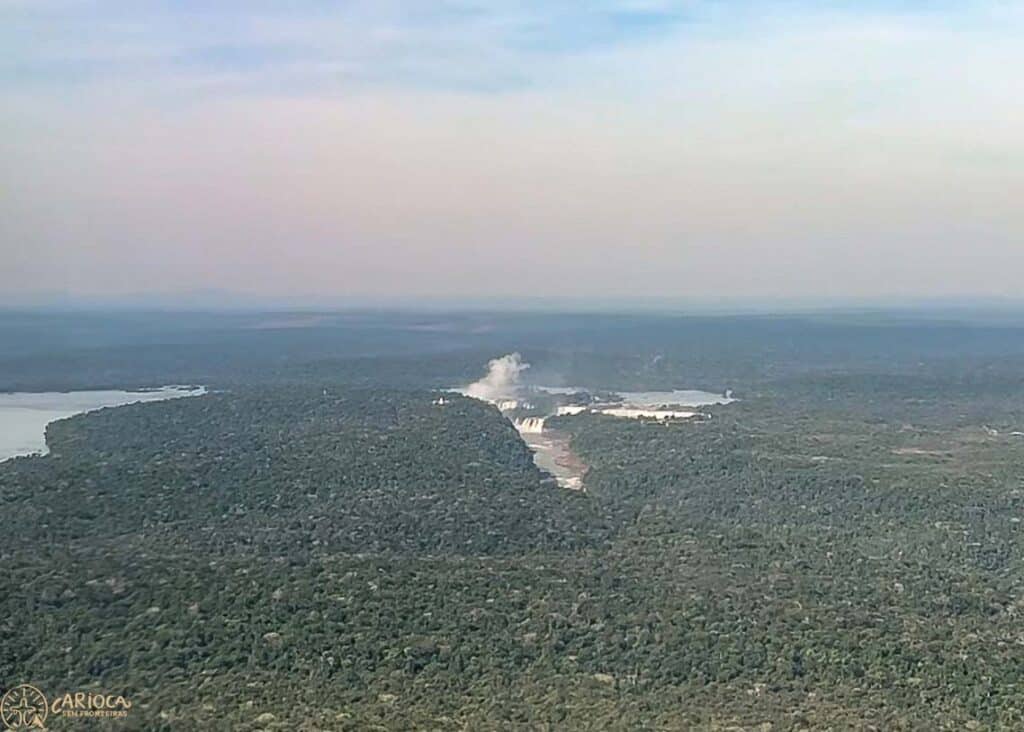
[3,1,1023,302]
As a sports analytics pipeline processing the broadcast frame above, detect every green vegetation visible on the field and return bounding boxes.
[4,311,1024,728]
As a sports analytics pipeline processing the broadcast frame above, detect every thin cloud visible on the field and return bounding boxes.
[2,2,1023,301]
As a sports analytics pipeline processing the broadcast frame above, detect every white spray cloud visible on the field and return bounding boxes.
[464,353,529,403]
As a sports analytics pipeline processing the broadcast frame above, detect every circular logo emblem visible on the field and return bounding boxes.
[1,685,48,730]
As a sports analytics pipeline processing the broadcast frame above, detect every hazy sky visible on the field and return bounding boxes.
[3,1,1023,303]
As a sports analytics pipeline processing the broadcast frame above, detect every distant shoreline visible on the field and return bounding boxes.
[0,386,206,462]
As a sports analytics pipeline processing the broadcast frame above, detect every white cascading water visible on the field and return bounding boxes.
[513,417,546,434]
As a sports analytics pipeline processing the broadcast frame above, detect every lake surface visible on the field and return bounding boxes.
[0,386,206,461]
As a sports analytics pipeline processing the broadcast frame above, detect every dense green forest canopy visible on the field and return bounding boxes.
[3,388,603,555]
[4,308,1024,393]
[3,309,1024,729]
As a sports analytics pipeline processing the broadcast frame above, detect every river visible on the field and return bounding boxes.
[0,386,206,461]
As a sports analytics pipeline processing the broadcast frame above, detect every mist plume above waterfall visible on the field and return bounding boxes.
[464,353,529,403]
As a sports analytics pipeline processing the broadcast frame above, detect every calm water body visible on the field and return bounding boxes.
[0,386,206,461]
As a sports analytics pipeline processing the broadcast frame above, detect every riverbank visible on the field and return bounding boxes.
[522,428,587,491]
[0,386,206,461]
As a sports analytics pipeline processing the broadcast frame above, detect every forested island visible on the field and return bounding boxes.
[4,310,1024,729]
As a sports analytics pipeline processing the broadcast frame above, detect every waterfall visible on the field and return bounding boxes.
[513,417,546,434]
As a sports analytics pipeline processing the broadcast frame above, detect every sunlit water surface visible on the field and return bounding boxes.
[0,386,206,461]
